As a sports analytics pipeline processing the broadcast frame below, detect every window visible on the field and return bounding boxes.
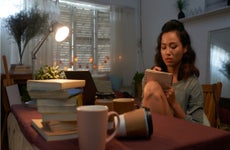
[55,1,111,73]
[0,0,23,18]
[1,0,137,86]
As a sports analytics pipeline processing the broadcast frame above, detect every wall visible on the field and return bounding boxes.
[182,8,230,98]
[141,0,230,97]
[141,0,178,71]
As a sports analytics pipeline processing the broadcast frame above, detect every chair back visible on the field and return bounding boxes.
[202,82,222,128]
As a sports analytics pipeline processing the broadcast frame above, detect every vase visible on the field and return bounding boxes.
[178,11,185,19]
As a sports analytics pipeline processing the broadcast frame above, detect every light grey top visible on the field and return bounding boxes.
[173,76,204,124]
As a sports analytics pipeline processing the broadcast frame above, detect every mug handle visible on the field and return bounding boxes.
[106,111,120,143]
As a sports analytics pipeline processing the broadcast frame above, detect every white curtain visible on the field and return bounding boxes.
[110,6,137,86]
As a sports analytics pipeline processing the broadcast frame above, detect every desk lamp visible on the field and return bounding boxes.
[31,21,69,79]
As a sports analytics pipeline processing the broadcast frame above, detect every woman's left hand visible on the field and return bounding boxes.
[165,88,176,106]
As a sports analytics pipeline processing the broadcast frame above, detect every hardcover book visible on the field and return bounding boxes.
[144,69,173,91]
[37,105,77,114]
[27,79,85,91]
[28,88,83,99]
[32,119,78,141]
[42,120,77,132]
[36,92,83,106]
[42,112,77,122]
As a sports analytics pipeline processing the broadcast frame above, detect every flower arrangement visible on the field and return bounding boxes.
[35,65,66,80]
[5,8,49,65]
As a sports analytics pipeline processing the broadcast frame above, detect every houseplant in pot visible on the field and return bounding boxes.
[176,0,187,19]
[221,60,230,80]
[133,71,144,98]
[35,65,66,80]
[5,7,49,65]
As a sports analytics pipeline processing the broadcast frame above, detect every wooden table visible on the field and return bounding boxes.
[8,104,230,150]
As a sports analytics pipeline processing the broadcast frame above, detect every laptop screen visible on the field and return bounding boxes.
[64,71,97,105]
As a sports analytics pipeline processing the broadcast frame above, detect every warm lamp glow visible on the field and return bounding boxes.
[74,56,78,62]
[89,57,93,63]
[55,26,69,42]
[63,66,68,71]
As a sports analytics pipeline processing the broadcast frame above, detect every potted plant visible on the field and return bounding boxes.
[220,60,230,80]
[176,0,187,19]
[133,72,144,98]
[35,65,66,80]
[5,8,49,65]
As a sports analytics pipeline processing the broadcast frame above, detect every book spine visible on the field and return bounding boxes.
[37,106,76,113]
[27,80,85,91]
[42,121,77,132]
[28,88,83,99]
[42,113,77,122]
[36,94,82,106]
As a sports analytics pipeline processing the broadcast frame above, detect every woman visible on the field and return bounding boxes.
[142,20,208,125]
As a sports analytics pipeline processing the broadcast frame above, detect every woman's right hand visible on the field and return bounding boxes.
[152,66,162,71]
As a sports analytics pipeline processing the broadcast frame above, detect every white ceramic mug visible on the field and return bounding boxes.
[77,105,120,150]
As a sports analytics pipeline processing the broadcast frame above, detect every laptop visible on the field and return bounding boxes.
[64,71,97,105]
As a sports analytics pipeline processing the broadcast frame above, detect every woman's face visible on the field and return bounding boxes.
[160,31,187,68]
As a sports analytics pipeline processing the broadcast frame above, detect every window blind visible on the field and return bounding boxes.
[56,2,111,73]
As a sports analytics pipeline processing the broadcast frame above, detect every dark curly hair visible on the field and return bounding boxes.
[154,19,199,80]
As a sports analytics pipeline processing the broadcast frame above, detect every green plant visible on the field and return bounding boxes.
[5,8,49,65]
[220,60,230,80]
[132,72,144,98]
[176,0,187,11]
[133,72,144,84]
[35,65,66,80]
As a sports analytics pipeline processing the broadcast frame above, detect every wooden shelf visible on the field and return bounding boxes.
[180,6,230,22]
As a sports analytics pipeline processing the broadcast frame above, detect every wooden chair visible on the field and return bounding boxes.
[202,82,222,128]
[1,55,14,150]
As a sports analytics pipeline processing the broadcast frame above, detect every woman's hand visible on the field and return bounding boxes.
[152,66,162,71]
[165,88,176,106]
[165,87,186,118]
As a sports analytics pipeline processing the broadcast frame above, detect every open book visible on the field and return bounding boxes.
[144,69,173,91]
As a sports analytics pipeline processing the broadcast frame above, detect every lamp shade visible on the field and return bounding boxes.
[55,26,69,42]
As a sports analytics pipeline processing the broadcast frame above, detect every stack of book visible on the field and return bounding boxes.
[27,79,85,141]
